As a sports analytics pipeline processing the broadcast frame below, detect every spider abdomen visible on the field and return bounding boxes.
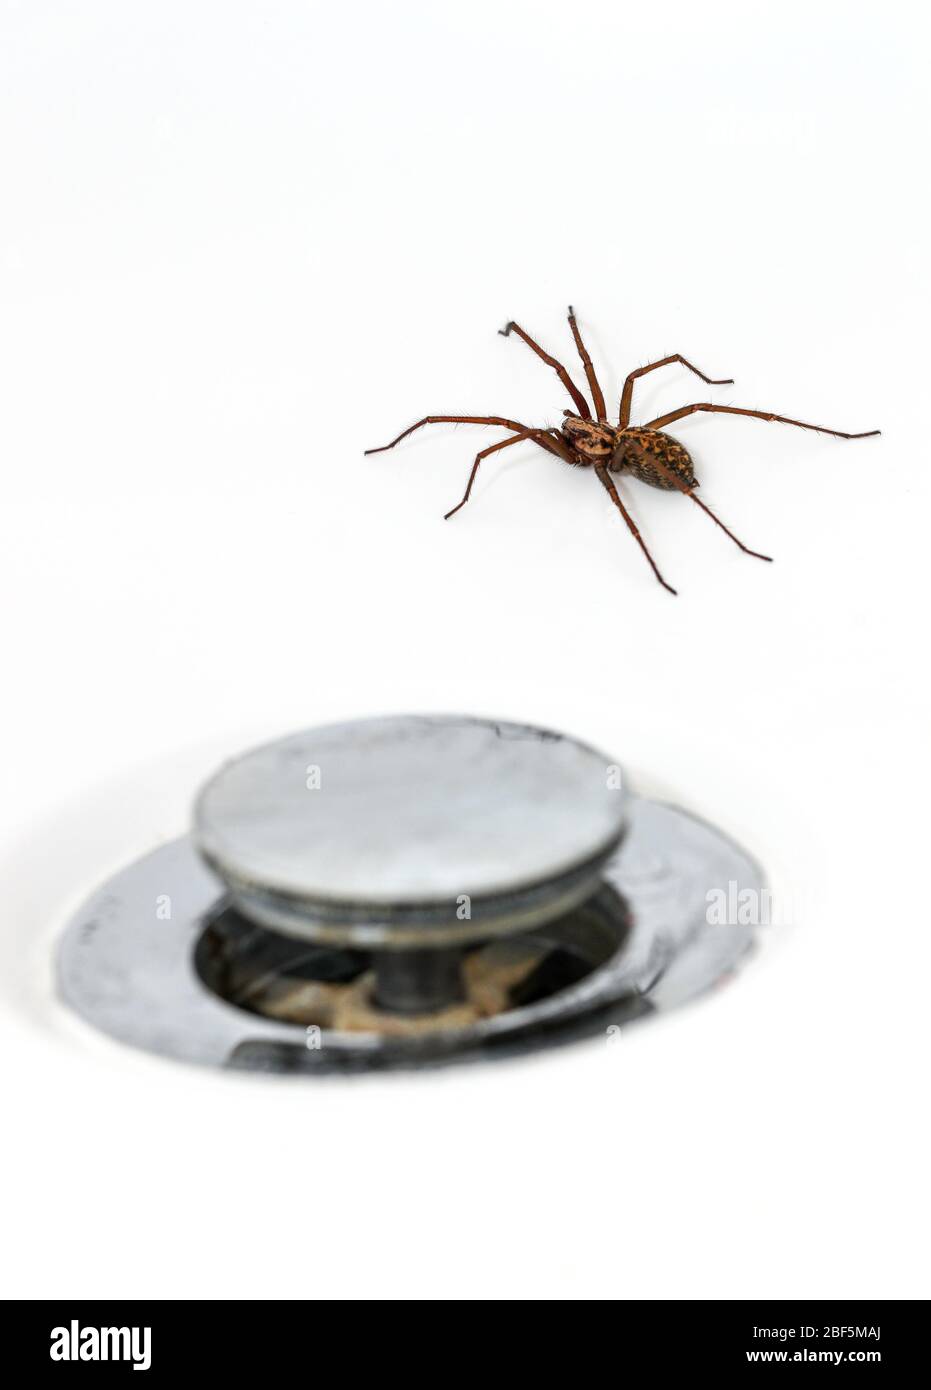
[610,428,697,491]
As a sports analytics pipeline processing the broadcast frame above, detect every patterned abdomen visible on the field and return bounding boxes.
[609,428,697,491]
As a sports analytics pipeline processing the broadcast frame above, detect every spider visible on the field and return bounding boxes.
[365,308,880,594]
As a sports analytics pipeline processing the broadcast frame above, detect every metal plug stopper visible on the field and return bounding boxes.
[193,715,630,1016]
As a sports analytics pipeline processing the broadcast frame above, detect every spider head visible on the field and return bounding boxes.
[561,413,616,463]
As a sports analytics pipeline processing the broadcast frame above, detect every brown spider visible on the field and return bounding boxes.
[365,308,880,594]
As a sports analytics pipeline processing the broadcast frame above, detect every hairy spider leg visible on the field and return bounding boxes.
[619,355,735,428]
[688,491,773,561]
[639,450,772,562]
[567,307,607,421]
[645,402,881,439]
[498,320,592,419]
[593,465,677,595]
[365,415,530,455]
[444,429,562,519]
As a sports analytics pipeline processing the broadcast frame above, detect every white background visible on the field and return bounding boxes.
[1,0,928,1300]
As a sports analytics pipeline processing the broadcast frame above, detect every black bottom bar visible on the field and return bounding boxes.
[2,1299,924,1376]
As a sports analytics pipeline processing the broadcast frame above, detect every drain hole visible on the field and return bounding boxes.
[508,946,596,1008]
[196,887,631,1036]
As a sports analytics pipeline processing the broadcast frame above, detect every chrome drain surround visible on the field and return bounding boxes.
[58,758,763,1075]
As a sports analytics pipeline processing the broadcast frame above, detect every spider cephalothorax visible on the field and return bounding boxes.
[365,307,880,594]
[560,414,615,462]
